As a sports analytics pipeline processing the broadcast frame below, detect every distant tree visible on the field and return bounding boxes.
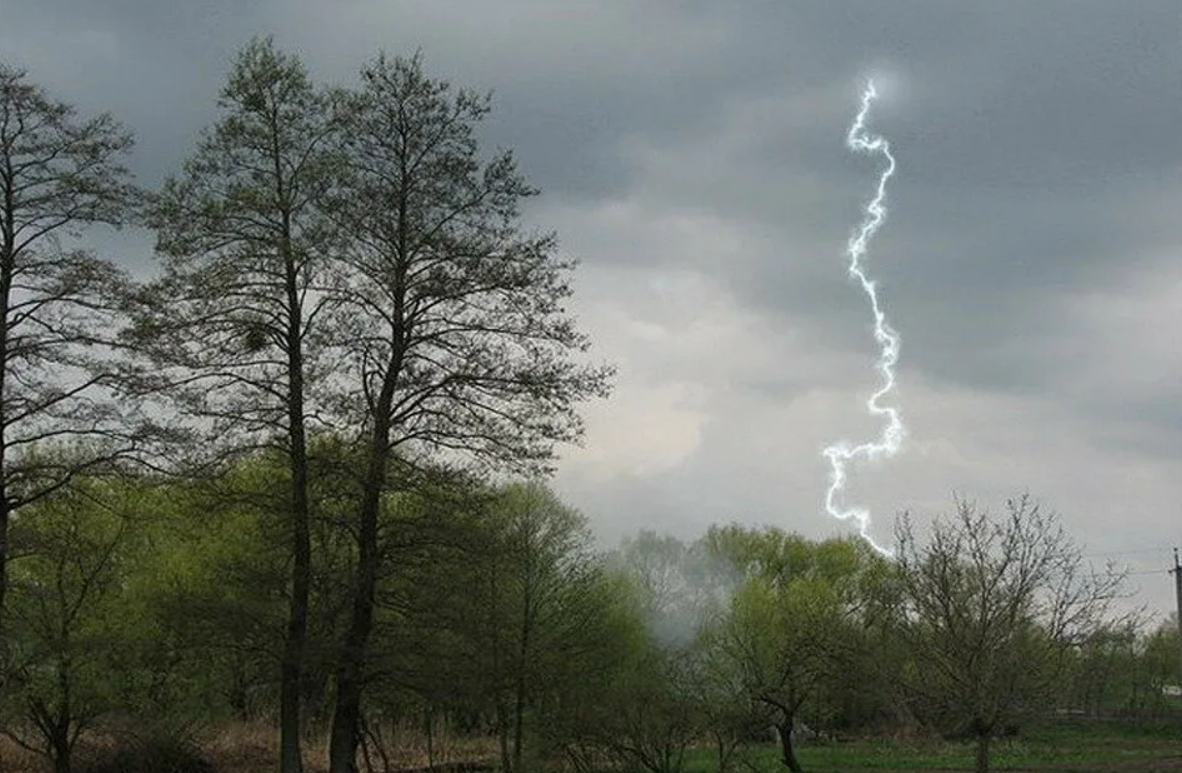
[612,531,758,773]
[0,63,141,705]
[324,53,611,773]
[895,495,1124,773]
[1065,621,1143,717]
[616,531,733,648]
[1142,615,1182,713]
[1065,615,1182,720]
[134,38,341,773]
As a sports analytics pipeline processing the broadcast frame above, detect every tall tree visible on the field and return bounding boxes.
[134,38,339,773]
[895,495,1124,773]
[0,63,139,700]
[325,53,612,773]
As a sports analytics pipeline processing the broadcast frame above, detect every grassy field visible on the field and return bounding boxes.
[706,720,1182,773]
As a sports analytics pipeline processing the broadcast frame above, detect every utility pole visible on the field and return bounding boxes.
[1173,548,1182,688]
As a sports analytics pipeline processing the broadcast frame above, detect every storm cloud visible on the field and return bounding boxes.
[3,0,1179,615]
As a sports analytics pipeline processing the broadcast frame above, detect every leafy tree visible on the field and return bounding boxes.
[1065,616,1182,719]
[0,62,141,697]
[702,528,884,773]
[134,38,341,773]
[324,53,611,773]
[346,479,630,773]
[545,610,699,773]
[132,460,294,724]
[894,495,1124,773]
[1142,615,1182,714]
[2,477,141,773]
[474,482,601,773]
[1066,622,1143,717]
[348,468,488,764]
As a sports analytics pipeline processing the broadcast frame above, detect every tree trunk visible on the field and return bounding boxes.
[51,729,71,773]
[279,156,312,773]
[51,649,73,773]
[0,499,9,699]
[327,519,378,773]
[974,731,991,773]
[776,718,802,773]
[279,463,310,773]
[512,578,531,773]
[496,699,511,773]
[328,421,388,773]
[280,340,311,773]
[512,682,525,773]
[49,689,72,773]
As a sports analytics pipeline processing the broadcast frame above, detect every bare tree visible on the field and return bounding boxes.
[132,38,340,773]
[0,63,140,699]
[324,54,612,773]
[895,495,1125,773]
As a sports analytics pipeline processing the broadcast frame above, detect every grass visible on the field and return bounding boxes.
[686,720,1182,773]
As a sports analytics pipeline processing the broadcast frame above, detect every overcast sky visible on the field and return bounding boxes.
[3,1,1180,618]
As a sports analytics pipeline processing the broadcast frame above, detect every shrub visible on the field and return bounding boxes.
[79,733,216,773]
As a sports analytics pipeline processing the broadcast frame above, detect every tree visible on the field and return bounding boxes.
[477,482,599,773]
[617,531,732,649]
[702,528,885,773]
[135,38,340,773]
[612,531,759,773]
[131,456,299,725]
[0,63,141,706]
[324,53,611,773]
[1142,615,1182,715]
[1065,615,1182,720]
[895,495,1124,773]
[2,476,141,773]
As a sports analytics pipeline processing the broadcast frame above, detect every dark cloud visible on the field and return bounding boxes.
[1,0,1179,615]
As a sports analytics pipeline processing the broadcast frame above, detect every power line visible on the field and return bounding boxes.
[1085,547,1175,559]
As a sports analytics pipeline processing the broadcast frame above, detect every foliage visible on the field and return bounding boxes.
[2,476,150,773]
[1063,615,1182,719]
[701,527,892,773]
[894,495,1126,773]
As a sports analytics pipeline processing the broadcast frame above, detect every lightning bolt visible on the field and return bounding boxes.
[822,79,903,557]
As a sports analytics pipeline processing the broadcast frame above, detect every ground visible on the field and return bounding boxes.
[1,717,1178,773]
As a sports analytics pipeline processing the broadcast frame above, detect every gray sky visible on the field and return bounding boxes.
[4,1,1180,618]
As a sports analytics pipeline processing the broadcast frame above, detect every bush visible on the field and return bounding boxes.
[79,733,216,773]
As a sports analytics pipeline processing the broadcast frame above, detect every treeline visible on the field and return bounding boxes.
[0,35,1178,773]
[3,464,1178,773]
